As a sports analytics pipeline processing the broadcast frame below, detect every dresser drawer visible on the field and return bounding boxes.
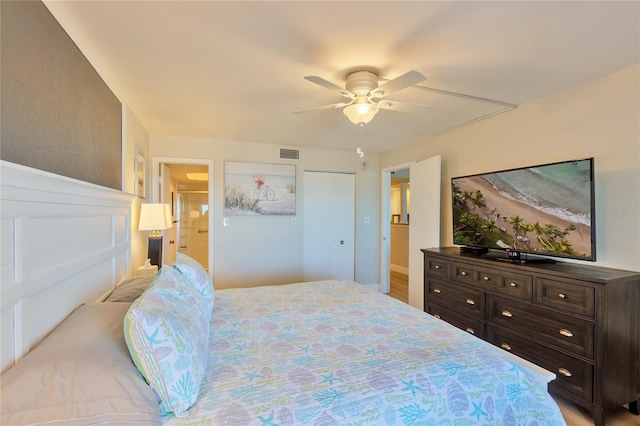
[488,295,594,359]
[487,326,593,402]
[426,278,485,319]
[452,261,533,301]
[427,302,485,338]
[498,271,534,301]
[425,256,450,279]
[536,277,595,318]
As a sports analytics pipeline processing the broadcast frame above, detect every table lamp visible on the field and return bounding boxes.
[138,203,172,268]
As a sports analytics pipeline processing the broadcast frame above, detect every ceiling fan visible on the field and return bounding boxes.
[294,70,429,125]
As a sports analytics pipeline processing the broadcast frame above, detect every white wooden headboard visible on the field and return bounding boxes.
[1,161,133,373]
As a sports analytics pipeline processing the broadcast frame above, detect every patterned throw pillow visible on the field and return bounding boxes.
[172,253,214,314]
[124,266,210,417]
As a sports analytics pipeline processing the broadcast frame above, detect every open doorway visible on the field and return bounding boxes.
[152,157,214,276]
[381,162,414,296]
[381,156,441,309]
[389,168,410,303]
[167,164,209,270]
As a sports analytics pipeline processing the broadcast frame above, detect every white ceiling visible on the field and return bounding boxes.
[49,1,639,154]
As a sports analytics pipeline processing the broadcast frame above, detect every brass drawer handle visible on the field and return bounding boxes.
[483,276,490,281]
[434,265,441,269]
[558,293,566,299]
[461,271,468,276]
[509,282,518,287]
[559,329,574,337]
[558,368,573,377]
[501,343,512,351]
[433,314,441,319]
[501,310,513,318]
[466,298,475,305]
[433,288,441,294]
[466,327,475,335]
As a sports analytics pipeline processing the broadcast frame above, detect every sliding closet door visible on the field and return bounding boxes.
[303,171,355,281]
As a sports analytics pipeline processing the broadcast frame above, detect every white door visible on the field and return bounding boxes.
[160,164,177,265]
[408,155,441,309]
[303,171,355,281]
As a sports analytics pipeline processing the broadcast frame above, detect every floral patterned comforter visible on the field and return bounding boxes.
[164,280,566,426]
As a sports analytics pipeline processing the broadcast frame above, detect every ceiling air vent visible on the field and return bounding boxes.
[280,148,300,160]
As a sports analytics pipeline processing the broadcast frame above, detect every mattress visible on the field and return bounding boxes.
[164,280,566,425]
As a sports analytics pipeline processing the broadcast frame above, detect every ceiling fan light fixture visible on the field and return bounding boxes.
[343,101,379,125]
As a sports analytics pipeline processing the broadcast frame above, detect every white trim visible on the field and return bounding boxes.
[380,161,415,294]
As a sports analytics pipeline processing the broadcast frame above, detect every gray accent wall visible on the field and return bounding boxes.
[1,1,122,190]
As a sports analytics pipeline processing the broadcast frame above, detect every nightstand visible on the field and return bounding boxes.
[136,265,158,276]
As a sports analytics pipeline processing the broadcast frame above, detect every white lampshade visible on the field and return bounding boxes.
[138,203,172,236]
[343,100,379,125]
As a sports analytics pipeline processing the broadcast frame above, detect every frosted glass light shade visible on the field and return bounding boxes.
[343,102,379,124]
[139,203,172,236]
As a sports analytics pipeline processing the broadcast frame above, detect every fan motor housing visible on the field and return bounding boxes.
[345,71,378,95]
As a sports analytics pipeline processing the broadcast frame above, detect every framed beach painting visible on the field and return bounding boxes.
[224,162,296,216]
[134,151,146,198]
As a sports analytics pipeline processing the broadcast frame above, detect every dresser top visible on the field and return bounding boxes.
[422,247,640,284]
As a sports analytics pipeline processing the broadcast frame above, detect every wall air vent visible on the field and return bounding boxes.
[280,148,300,160]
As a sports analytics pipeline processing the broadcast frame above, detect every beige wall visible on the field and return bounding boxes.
[390,224,409,271]
[150,137,381,288]
[381,65,640,271]
[123,107,151,272]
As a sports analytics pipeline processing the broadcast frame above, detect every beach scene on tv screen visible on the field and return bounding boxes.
[452,160,593,259]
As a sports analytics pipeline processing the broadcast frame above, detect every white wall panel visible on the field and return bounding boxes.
[0,161,134,373]
[1,218,16,285]
[0,302,17,373]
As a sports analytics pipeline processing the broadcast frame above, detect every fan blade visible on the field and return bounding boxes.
[377,100,431,112]
[371,70,426,98]
[304,76,353,98]
[293,102,352,114]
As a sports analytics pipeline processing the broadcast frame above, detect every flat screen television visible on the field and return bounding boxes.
[451,158,595,263]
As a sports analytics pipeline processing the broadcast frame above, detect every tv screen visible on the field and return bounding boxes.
[451,158,595,262]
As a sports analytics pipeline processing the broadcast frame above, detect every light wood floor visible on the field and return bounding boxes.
[386,270,640,426]
[388,269,409,303]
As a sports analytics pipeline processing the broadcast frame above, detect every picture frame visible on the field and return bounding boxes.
[224,161,296,216]
[134,151,146,198]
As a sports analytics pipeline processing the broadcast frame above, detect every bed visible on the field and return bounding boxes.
[1,254,567,426]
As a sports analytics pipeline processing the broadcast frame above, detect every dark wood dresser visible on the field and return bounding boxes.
[422,247,640,426]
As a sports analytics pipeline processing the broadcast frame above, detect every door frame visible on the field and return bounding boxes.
[152,156,214,278]
[380,161,415,294]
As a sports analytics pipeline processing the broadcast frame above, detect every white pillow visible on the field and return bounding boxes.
[1,302,160,425]
[105,275,155,303]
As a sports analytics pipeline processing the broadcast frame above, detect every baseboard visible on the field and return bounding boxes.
[390,264,409,275]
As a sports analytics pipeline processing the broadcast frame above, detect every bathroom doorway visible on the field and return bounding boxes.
[153,157,214,274]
